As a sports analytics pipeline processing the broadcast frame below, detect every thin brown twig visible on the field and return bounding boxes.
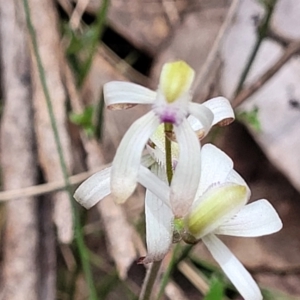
[70,0,90,30]
[0,166,107,202]
[177,261,209,295]
[232,40,300,108]
[250,265,300,276]
[193,0,240,90]
[267,26,295,47]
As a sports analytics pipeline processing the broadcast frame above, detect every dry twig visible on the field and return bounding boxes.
[232,40,300,108]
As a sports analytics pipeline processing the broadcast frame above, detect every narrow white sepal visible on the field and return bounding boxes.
[202,234,262,300]
[143,164,173,263]
[73,168,111,209]
[194,144,233,202]
[111,111,160,203]
[138,166,170,206]
[202,97,235,126]
[188,102,214,136]
[171,119,201,217]
[104,81,156,110]
[215,199,283,237]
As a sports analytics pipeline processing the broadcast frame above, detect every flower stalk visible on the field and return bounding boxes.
[139,121,174,299]
[164,122,174,185]
[139,261,163,300]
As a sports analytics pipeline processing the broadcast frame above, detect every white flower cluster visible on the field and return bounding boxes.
[74,61,282,300]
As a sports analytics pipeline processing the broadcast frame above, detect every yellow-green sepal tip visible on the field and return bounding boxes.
[160,61,195,103]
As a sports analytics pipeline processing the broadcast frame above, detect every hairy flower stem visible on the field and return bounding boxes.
[23,1,97,299]
[164,122,174,185]
[139,261,163,300]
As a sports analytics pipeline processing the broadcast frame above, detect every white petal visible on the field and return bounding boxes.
[215,199,283,237]
[73,168,111,209]
[194,144,233,202]
[202,97,235,126]
[143,164,173,263]
[111,111,160,203]
[188,102,214,137]
[171,118,201,217]
[138,165,170,206]
[104,81,156,110]
[202,234,262,300]
[226,169,247,186]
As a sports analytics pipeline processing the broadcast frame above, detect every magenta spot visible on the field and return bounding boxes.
[160,111,176,124]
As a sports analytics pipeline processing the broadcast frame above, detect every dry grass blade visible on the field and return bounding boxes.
[165,281,189,300]
[194,0,240,91]
[70,0,90,30]
[177,261,209,295]
[0,1,38,298]
[28,0,74,244]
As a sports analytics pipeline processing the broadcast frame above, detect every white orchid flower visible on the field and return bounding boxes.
[104,60,234,217]
[177,144,282,300]
[139,143,282,297]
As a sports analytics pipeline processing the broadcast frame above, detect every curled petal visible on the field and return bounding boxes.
[188,102,214,138]
[104,81,156,110]
[171,119,201,217]
[143,164,173,263]
[202,234,262,300]
[202,97,235,126]
[215,199,283,237]
[74,168,111,209]
[111,111,160,203]
[195,144,233,201]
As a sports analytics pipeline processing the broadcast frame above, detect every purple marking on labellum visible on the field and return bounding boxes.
[160,111,176,124]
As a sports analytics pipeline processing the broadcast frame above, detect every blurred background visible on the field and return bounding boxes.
[0,0,300,299]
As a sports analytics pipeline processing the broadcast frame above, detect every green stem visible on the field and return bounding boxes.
[139,123,174,299]
[164,123,173,185]
[78,0,109,86]
[23,1,98,299]
[139,261,163,300]
[234,0,278,96]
